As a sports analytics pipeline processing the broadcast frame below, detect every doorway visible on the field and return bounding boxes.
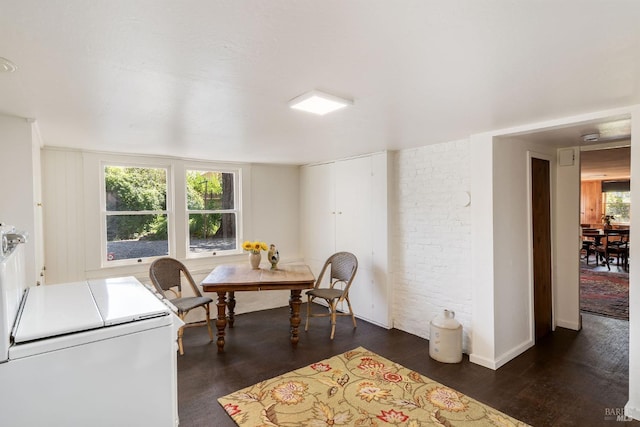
[579,146,630,321]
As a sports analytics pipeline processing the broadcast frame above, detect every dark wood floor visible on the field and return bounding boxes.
[177,307,638,427]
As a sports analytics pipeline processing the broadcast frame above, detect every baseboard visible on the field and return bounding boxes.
[494,340,534,369]
[469,339,534,371]
[556,318,581,330]
[357,316,391,330]
[468,353,498,370]
[625,402,640,421]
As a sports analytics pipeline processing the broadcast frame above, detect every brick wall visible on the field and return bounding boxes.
[392,139,472,351]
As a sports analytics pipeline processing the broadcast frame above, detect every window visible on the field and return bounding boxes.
[103,165,169,264]
[99,157,243,267]
[186,169,238,256]
[603,191,631,224]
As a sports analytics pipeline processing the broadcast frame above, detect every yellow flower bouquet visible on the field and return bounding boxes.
[242,240,268,254]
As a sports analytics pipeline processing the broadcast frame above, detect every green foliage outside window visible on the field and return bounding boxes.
[604,191,631,224]
[105,166,167,240]
[104,166,236,254]
[186,170,234,239]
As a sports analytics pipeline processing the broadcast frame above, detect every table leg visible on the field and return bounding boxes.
[215,291,227,353]
[227,291,236,328]
[289,289,302,346]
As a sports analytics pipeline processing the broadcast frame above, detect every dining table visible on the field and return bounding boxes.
[201,263,315,353]
[582,229,630,268]
[582,231,606,247]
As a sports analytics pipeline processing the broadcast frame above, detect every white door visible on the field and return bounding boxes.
[301,155,389,327]
[334,156,374,321]
[301,163,336,276]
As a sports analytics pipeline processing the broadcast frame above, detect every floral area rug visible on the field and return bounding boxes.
[580,267,629,320]
[219,347,529,426]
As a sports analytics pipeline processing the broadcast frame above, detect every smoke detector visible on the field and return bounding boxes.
[582,133,600,142]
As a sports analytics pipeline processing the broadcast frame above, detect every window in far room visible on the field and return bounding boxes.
[602,180,631,224]
[603,190,631,224]
[186,169,239,257]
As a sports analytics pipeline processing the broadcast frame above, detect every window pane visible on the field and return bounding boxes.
[186,170,234,210]
[105,166,167,211]
[189,213,237,253]
[604,191,631,223]
[106,214,168,261]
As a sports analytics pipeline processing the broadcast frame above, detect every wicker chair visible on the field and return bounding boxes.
[305,252,358,339]
[149,257,213,355]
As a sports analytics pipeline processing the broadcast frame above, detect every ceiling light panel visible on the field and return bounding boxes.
[288,90,353,116]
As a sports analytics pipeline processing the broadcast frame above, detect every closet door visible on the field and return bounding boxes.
[300,153,390,328]
[300,163,336,276]
[334,156,374,321]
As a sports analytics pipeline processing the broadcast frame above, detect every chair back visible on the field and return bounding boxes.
[149,257,202,297]
[316,252,358,295]
[605,229,629,247]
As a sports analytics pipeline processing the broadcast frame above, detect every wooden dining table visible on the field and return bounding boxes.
[582,229,630,268]
[582,231,606,246]
[201,263,315,353]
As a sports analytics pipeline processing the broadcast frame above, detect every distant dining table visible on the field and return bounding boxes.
[201,263,315,353]
[582,230,606,246]
[582,229,630,268]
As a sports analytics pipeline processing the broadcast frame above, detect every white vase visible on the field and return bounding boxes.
[249,252,261,269]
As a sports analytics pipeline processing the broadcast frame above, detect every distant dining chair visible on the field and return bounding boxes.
[305,252,358,339]
[594,230,630,271]
[149,257,214,355]
[604,230,630,271]
[581,228,600,264]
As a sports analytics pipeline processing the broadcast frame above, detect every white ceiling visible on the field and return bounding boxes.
[1,1,640,165]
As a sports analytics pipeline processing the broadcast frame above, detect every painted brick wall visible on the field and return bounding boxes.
[392,139,473,351]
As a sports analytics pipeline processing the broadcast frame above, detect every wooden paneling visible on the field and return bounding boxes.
[580,180,602,226]
[41,149,86,283]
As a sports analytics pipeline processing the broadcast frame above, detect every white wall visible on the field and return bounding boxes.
[492,137,557,365]
[469,133,496,366]
[41,148,85,283]
[40,147,301,320]
[554,147,581,330]
[0,115,42,287]
[469,126,584,369]
[250,163,300,261]
[392,139,472,350]
[626,107,640,420]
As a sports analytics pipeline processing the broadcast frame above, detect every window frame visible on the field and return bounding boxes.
[96,156,246,269]
[603,190,631,225]
[184,166,242,259]
[100,161,172,267]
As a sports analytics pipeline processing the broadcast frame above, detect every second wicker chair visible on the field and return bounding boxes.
[305,252,358,339]
[149,257,214,355]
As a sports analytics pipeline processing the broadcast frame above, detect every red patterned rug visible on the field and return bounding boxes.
[580,268,629,321]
